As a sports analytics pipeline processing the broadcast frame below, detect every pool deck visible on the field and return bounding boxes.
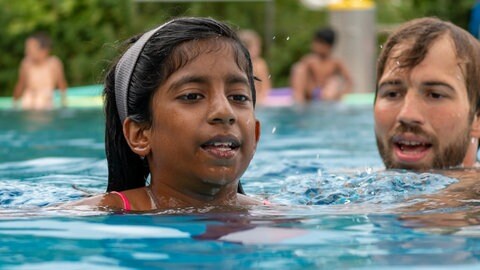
[0,85,375,109]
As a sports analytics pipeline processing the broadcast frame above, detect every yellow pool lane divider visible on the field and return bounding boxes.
[328,0,375,10]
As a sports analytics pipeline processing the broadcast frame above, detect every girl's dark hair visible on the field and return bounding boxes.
[104,17,255,193]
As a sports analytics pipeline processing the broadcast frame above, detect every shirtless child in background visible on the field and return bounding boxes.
[290,28,353,103]
[238,30,271,105]
[13,32,67,110]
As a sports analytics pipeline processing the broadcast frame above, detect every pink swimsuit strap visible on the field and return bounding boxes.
[110,191,132,211]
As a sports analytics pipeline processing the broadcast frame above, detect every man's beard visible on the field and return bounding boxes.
[376,123,471,170]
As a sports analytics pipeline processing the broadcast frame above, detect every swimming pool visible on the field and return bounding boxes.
[1,104,480,269]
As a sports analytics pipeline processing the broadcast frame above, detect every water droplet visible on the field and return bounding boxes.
[396,61,400,66]
[272,36,276,40]
[286,36,290,41]
[268,74,272,79]
[272,127,277,134]
[379,45,383,49]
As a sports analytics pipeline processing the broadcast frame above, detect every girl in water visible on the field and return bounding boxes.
[74,17,262,211]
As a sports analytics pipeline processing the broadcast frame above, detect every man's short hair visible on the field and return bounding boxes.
[376,17,480,117]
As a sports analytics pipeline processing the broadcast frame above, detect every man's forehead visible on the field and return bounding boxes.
[384,40,416,67]
[383,35,462,75]
[381,43,413,79]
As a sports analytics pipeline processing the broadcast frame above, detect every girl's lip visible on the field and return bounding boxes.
[200,134,241,160]
[201,135,241,148]
[202,146,238,160]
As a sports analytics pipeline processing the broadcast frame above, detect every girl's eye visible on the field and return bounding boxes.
[178,93,204,101]
[228,94,250,102]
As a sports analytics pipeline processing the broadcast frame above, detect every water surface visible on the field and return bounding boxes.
[1,105,480,269]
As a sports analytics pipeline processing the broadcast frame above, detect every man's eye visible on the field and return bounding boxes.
[381,90,401,99]
[178,93,204,100]
[427,92,444,99]
[388,91,399,98]
[229,95,249,102]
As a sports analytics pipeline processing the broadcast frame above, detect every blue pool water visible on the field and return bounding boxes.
[1,104,480,269]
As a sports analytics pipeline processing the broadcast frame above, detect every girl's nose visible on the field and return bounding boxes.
[207,95,236,125]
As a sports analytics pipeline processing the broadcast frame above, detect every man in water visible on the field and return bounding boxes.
[374,17,480,228]
[374,17,480,171]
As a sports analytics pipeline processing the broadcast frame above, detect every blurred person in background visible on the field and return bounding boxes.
[238,29,271,105]
[290,27,352,104]
[13,32,68,110]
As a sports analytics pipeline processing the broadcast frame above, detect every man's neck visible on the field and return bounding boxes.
[462,138,479,167]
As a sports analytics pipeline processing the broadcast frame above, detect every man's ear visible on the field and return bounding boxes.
[471,113,480,138]
[255,119,261,144]
[123,118,151,157]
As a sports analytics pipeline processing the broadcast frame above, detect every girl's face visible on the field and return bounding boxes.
[146,40,260,194]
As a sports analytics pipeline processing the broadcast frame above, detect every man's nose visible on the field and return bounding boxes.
[397,91,425,126]
[207,95,236,125]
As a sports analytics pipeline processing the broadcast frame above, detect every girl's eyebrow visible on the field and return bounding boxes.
[168,75,208,93]
[226,74,249,85]
[168,74,249,93]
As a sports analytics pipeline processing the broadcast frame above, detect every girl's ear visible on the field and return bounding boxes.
[123,118,151,158]
[471,113,480,139]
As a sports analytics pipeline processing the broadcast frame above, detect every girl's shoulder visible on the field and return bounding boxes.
[67,192,125,210]
[237,194,268,206]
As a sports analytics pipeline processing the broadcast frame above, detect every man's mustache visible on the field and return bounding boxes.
[388,123,437,145]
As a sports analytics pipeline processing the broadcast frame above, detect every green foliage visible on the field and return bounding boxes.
[131,0,328,88]
[0,0,476,96]
[376,0,475,28]
[0,0,133,95]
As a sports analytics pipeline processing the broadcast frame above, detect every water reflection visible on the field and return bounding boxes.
[398,168,480,229]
